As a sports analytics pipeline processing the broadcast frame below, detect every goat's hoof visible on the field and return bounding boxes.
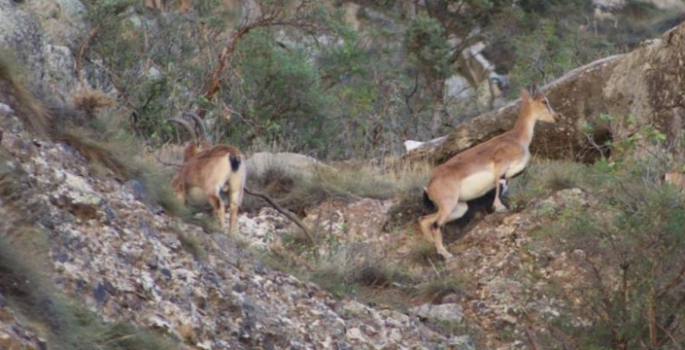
[494,205,509,213]
[439,251,454,260]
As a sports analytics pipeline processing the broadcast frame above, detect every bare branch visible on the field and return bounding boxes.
[244,187,316,245]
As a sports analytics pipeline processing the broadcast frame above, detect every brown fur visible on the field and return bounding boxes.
[419,86,557,259]
[182,140,213,163]
[171,115,246,234]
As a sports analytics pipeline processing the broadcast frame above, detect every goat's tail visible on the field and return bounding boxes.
[229,154,242,172]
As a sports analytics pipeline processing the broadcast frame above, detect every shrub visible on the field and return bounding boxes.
[527,141,685,348]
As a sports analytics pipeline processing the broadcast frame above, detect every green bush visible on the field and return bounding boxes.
[230,29,333,152]
[404,13,452,83]
[525,135,685,348]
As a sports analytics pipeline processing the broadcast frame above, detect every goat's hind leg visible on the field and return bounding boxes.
[433,202,469,260]
[419,212,438,244]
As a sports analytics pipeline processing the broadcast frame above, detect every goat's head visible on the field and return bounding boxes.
[521,84,557,123]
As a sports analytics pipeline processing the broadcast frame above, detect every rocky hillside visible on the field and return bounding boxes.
[0,105,476,349]
[2,1,685,350]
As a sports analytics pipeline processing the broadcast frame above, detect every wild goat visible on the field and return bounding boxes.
[170,113,246,234]
[419,85,557,259]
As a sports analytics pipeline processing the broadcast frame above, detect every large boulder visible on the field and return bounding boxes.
[408,21,685,164]
[0,0,112,104]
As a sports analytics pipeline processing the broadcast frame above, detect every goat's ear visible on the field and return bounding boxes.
[519,86,531,101]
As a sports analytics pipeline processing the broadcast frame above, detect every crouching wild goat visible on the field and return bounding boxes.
[420,85,557,259]
[170,113,246,234]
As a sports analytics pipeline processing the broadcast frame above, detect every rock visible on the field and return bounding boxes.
[407,22,685,164]
[0,0,111,103]
[25,0,87,47]
[449,335,477,350]
[302,198,395,240]
[43,44,80,100]
[0,103,13,118]
[246,152,330,179]
[0,1,46,85]
[409,303,464,324]
[123,179,146,201]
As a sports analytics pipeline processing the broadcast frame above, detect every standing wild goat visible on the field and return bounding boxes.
[420,85,557,259]
[170,113,246,234]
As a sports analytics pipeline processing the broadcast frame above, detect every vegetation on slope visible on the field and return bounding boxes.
[78,0,685,159]
[0,151,179,350]
[3,1,685,349]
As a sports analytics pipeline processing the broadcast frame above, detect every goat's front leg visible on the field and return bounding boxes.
[492,165,509,213]
[208,193,226,230]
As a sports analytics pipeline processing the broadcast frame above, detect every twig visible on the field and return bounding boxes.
[244,187,316,245]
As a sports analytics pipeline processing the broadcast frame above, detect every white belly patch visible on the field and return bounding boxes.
[460,172,496,200]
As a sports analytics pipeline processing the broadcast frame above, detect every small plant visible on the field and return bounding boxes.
[408,240,443,266]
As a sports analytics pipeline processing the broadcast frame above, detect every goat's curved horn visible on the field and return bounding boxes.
[183,112,210,144]
[169,117,197,144]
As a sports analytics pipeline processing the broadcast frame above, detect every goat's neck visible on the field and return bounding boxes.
[511,105,537,147]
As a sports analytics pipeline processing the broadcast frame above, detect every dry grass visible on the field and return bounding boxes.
[1,55,205,231]
[72,89,115,118]
[408,240,444,266]
[57,126,133,178]
[0,150,178,350]
[53,107,192,219]
[244,156,431,219]
[309,251,413,298]
[0,48,52,136]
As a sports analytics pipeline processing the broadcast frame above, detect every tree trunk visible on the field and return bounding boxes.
[430,100,443,137]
